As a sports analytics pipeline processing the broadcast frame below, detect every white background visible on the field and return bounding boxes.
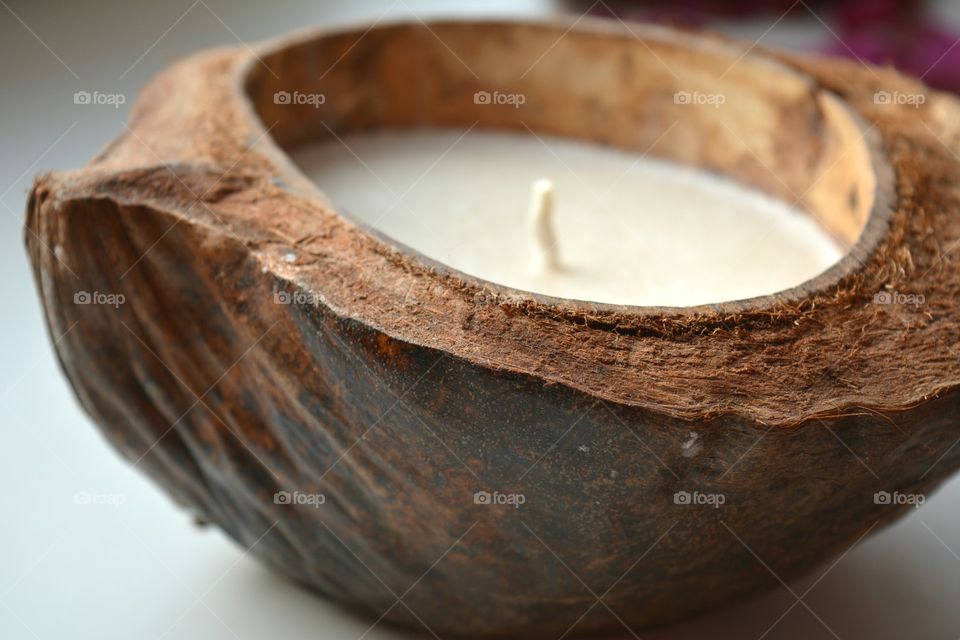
[2,1,960,638]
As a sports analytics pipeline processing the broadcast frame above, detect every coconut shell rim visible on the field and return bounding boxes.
[29,17,960,427]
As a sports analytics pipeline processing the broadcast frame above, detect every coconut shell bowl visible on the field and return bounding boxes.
[24,16,960,639]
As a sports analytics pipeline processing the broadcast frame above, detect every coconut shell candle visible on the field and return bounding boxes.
[24,17,960,639]
[291,129,846,306]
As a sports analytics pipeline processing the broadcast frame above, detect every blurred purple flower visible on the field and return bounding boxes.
[574,0,960,92]
[582,0,818,27]
[828,0,960,92]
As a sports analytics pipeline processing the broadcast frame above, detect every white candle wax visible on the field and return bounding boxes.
[291,129,843,307]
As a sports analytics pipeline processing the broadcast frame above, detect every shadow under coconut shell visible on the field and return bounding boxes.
[638,520,948,640]
[221,514,947,640]
[209,558,429,640]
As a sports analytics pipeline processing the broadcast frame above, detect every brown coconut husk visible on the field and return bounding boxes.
[25,18,960,638]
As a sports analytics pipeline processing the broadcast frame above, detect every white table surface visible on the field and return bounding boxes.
[2,1,960,638]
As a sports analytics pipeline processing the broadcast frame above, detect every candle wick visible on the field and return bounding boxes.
[528,178,559,273]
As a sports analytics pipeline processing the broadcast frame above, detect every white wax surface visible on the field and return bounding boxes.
[291,129,844,307]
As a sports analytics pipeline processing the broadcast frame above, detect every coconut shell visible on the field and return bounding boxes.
[24,18,960,638]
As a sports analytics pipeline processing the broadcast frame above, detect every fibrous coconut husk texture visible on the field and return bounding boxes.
[24,19,960,638]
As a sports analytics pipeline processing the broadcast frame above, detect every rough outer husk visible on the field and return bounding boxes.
[24,18,960,639]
